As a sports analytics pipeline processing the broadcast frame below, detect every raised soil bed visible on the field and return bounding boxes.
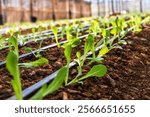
[0,25,150,100]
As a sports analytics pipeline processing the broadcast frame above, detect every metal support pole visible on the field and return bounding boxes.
[97,0,100,16]
[90,0,92,17]
[80,0,83,17]
[140,0,143,12]
[20,0,24,22]
[103,0,105,16]
[0,0,4,25]
[68,0,72,19]
[30,0,37,22]
[51,0,56,21]
[111,0,114,13]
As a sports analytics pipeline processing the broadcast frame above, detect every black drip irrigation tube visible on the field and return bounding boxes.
[0,27,113,67]
[7,40,104,100]
[0,25,90,50]
[0,34,89,66]
[7,26,134,100]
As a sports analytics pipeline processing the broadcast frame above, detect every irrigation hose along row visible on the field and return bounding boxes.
[8,26,134,100]
[0,27,114,66]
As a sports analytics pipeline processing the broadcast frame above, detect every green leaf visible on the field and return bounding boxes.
[51,25,58,35]
[19,57,49,68]
[82,34,94,65]
[51,25,60,47]
[38,25,43,33]
[101,28,106,37]
[30,84,47,100]
[62,43,72,66]
[111,28,117,35]
[6,51,19,78]
[76,51,81,60]
[31,66,68,99]
[78,64,107,81]
[84,34,94,56]
[44,66,68,97]
[8,36,19,55]
[98,45,109,57]
[25,47,33,53]
[6,51,22,100]
[32,28,35,33]
[118,40,127,45]
[71,38,81,47]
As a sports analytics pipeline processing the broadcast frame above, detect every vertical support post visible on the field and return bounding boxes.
[121,0,124,10]
[108,0,110,15]
[30,0,36,22]
[68,0,72,19]
[119,0,121,12]
[20,0,24,22]
[0,0,4,25]
[111,0,114,13]
[89,0,92,17]
[140,0,143,12]
[115,0,118,12]
[103,0,105,16]
[51,0,56,21]
[72,0,76,18]
[97,0,100,16]
[80,0,83,17]
[30,0,33,19]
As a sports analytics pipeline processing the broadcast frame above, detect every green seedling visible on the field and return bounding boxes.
[32,27,36,41]
[19,57,49,68]
[60,25,66,39]
[97,45,109,58]
[62,37,81,84]
[66,26,72,42]
[82,34,95,66]
[68,64,107,85]
[74,51,82,78]
[51,25,60,47]
[30,66,68,100]
[6,36,22,100]
[0,34,6,49]
[25,47,33,53]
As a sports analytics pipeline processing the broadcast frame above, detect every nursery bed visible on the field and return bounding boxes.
[0,18,149,100]
[43,24,150,100]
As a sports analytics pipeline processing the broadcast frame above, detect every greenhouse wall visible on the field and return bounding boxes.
[0,0,92,23]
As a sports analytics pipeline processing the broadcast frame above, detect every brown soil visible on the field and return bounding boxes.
[0,30,88,62]
[43,25,150,100]
[0,25,150,100]
[0,35,92,99]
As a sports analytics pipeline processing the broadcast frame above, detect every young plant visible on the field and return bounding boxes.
[74,51,82,78]
[68,64,107,85]
[82,34,95,66]
[6,35,22,100]
[30,66,68,100]
[31,27,36,41]
[51,25,60,47]
[0,34,6,49]
[19,57,49,68]
[60,25,66,39]
[62,37,81,84]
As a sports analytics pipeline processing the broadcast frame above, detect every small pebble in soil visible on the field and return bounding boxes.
[63,92,68,100]
[29,71,36,76]
[105,75,116,87]
[143,95,150,100]
[55,61,63,68]
[122,94,134,100]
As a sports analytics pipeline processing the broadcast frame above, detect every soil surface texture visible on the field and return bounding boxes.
[44,25,150,100]
[0,25,150,100]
